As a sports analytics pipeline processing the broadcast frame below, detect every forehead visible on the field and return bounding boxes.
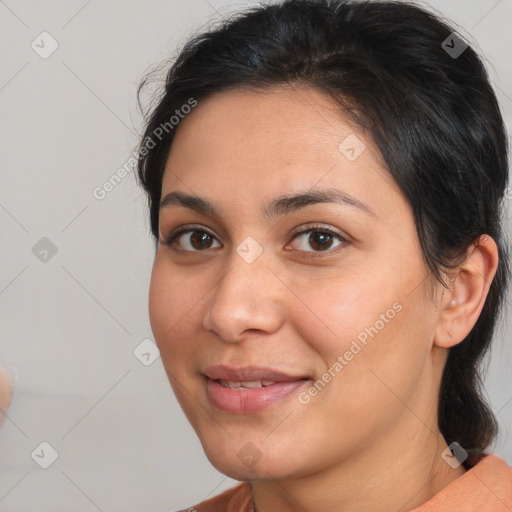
[161,85,401,215]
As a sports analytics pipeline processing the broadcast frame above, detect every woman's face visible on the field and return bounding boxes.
[149,86,447,480]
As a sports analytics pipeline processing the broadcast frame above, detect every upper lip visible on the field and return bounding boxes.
[203,365,307,382]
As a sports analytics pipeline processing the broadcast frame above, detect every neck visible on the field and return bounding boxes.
[249,421,466,512]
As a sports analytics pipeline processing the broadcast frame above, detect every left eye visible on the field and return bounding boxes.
[288,229,347,252]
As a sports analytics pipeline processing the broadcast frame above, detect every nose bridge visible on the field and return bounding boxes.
[202,245,284,341]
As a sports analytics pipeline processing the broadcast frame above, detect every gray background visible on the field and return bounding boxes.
[0,1,511,511]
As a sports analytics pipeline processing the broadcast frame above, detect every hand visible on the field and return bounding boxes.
[0,364,14,426]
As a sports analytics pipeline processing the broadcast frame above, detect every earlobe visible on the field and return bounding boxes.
[434,235,499,349]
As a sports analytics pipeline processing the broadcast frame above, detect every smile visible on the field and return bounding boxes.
[217,379,276,388]
[203,365,310,414]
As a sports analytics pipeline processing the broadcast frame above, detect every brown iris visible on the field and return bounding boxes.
[189,231,214,250]
[308,231,333,251]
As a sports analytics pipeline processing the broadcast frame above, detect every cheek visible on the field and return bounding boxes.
[287,257,434,405]
[148,261,170,342]
[149,257,187,362]
[148,263,198,416]
[149,254,193,337]
[287,265,404,358]
[148,255,207,375]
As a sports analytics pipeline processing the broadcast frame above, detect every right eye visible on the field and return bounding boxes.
[162,227,222,252]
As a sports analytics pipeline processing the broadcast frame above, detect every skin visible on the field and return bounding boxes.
[148,85,499,512]
[0,364,13,426]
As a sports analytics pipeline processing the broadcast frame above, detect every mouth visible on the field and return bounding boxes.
[216,379,278,389]
[203,365,310,414]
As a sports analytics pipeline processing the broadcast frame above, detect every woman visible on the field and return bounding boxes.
[136,1,512,510]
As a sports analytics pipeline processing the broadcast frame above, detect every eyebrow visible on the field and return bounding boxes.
[159,188,375,218]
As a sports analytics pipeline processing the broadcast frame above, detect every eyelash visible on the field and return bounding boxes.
[161,223,348,257]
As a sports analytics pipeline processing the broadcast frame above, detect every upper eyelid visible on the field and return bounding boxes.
[165,223,344,239]
[164,224,347,251]
[290,224,346,239]
[163,223,217,240]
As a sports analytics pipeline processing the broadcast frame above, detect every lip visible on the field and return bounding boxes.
[203,365,307,382]
[203,365,309,415]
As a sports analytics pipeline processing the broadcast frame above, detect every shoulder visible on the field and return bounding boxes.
[175,482,253,512]
[412,453,512,511]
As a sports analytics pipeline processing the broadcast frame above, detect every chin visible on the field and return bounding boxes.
[202,441,306,481]
[210,458,289,481]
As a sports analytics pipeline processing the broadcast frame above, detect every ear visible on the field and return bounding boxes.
[434,235,499,348]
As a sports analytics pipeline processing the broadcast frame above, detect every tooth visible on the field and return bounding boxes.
[262,381,275,387]
[218,379,240,388]
[240,381,262,389]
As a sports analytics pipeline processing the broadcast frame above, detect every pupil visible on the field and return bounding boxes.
[310,232,332,251]
[191,231,211,249]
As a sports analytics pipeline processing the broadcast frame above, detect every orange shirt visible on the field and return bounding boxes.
[185,454,512,512]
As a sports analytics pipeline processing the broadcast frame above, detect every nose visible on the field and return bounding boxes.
[202,249,285,342]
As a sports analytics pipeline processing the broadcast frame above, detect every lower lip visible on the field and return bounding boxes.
[205,378,307,414]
